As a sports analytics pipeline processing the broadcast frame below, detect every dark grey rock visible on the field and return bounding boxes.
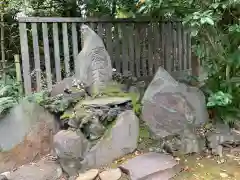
[142,66,208,139]
[0,100,59,151]
[53,130,90,176]
[8,159,62,180]
[83,110,139,169]
[206,123,240,156]
[120,152,180,180]
[0,175,8,180]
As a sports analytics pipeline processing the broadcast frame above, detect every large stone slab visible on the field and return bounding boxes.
[80,97,131,107]
[83,110,139,168]
[142,66,208,138]
[53,130,90,176]
[120,152,180,180]
[0,100,59,173]
[0,100,59,151]
[8,159,62,180]
[75,24,112,94]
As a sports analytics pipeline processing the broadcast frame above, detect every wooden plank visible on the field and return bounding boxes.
[97,23,104,39]
[18,17,182,23]
[62,23,70,76]
[147,23,153,76]
[165,22,173,72]
[42,23,52,90]
[177,22,183,70]
[14,54,23,95]
[186,30,191,70]
[141,25,147,76]
[71,22,79,75]
[105,23,113,65]
[160,22,165,68]
[172,22,178,71]
[134,24,141,77]
[113,24,121,72]
[53,23,62,82]
[19,23,31,94]
[128,24,135,76]
[183,30,187,70]
[31,23,41,91]
[153,22,160,70]
[120,23,129,72]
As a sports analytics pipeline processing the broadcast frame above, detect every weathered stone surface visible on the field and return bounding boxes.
[50,76,86,99]
[75,24,112,94]
[83,110,139,168]
[77,169,99,180]
[0,100,59,173]
[8,159,62,180]
[142,66,208,138]
[51,77,74,96]
[53,130,90,176]
[120,152,180,180]
[207,123,240,156]
[0,172,10,179]
[0,100,58,151]
[180,125,205,154]
[80,97,131,107]
[99,168,122,180]
[0,175,7,180]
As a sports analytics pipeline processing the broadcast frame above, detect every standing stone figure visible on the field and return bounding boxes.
[75,24,112,95]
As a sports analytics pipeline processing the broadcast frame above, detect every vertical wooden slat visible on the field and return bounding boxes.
[141,25,147,76]
[114,24,121,72]
[62,23,70,76]
[53,23,62,82]
[165,22,173,72]
[147,23,153,76]
[72,22,79,74]
[177,22,183,70]
[42,23,52,90]
[183,30,187,70]
[121,24,129,72]
[172,22,177,71]
[153,22,160,71]
[105,23,113,65]
[186,31,191,70]
[160,22,165,68]
[128,24,135,76]
[134,25,141,77]
[97,23,104,40]
[31,23,41,91]
[19,23,31,94]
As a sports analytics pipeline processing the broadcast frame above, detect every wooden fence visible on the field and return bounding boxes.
[18,17,191,94]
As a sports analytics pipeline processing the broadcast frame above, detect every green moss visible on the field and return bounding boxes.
[60,111,73,120]
[139,125,151,139]
[100,82,128,97]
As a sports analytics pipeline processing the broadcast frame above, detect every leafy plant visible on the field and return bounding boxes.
[26,91,77,113]
[0,75,22,117]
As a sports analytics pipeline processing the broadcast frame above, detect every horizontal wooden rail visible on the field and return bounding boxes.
[18,17,183,23]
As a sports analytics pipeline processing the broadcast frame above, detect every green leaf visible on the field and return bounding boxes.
[204,17,214,25]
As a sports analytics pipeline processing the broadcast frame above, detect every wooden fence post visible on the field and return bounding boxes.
[14,54,23,95]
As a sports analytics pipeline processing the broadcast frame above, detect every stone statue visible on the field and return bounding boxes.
[75,24,113,95]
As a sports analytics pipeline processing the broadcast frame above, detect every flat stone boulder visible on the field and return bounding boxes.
[99,168,122,180]
[120,152,180,180]
[50,76,86,99]
[75,24,112,94]
[83,110,139,168]
[80,97,131,107]
[142,66,208,138]
[0,100,59,173]
[8,159,62,180]
[53,130,90,176]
